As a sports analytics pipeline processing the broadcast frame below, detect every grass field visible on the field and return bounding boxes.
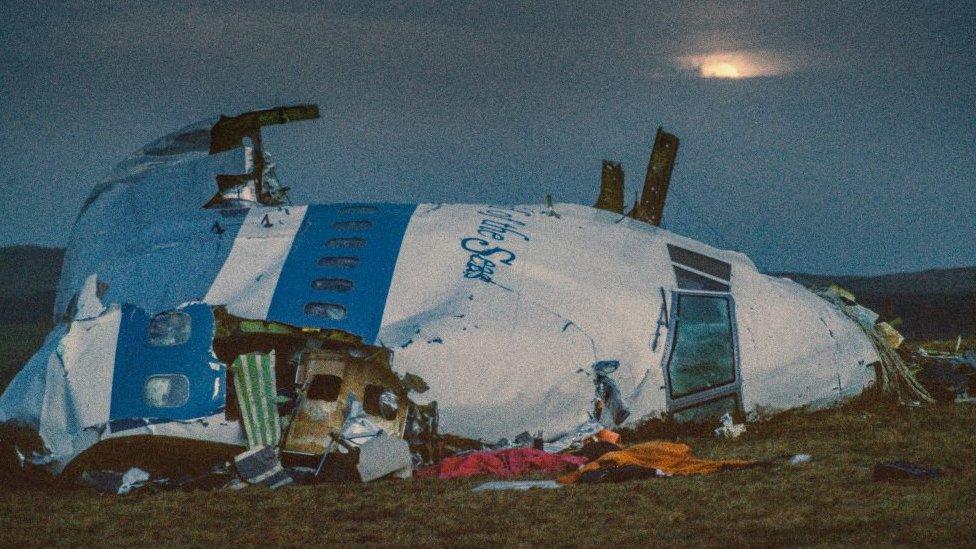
[0,326,974,546]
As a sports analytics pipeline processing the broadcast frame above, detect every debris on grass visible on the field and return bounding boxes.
[872,460,944,481]
[472,480,563,492]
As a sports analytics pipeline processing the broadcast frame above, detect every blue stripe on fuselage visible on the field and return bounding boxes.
[266,203,416,343]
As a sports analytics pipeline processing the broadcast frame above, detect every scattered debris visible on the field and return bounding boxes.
[629,127,679,226]
[310,439,361,484]
[872,460,943,481]
[339,395,385,447]
[594,160,625,214]
[570,441,622,462]
[79,467,151,495]
[578,464,667,483]
[876,322,904,349]
[356,433,412,482]
[404,401,440,464]
[589,360,630,426]
[714,413,747,439]
[543,420,603,454]
[558,441,753,484]
[472,480,563,492]
[234,446,292,489]
[207,104,319,207]
[596,429,620,445]
[913,349,976,402]
[494,430,543,450]
[788,454,812,466]
[817,286,933,404]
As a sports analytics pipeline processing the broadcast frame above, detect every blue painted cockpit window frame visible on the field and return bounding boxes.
[110,303,225,422]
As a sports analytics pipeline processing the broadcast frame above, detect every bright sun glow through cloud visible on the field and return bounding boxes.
[677,50,794,79]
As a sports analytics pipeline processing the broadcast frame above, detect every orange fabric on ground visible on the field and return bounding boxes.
[558,440,753,484]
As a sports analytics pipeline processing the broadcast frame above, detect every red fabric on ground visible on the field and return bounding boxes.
[418,448,587,480]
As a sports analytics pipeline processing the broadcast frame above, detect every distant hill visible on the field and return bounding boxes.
[775,267,976,297]
[0,246,64,326]
[772,267,976,341]
[0,245,971,341]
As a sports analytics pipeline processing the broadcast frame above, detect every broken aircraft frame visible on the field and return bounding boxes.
[0,105,897,476]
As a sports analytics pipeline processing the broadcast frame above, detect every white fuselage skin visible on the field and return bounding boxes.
[373,203,878,440]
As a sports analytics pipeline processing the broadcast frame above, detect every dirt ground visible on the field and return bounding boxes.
[1,395,974,547]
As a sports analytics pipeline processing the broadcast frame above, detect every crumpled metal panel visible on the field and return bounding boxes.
[57,120,244,320]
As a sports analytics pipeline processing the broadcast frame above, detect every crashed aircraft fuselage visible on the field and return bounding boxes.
[0,110,881,473]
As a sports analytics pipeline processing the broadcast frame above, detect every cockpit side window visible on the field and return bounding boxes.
[363,384,399,421]
[144,374,190,408]
[148,311,191,346]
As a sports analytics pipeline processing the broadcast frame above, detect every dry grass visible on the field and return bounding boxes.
[0,393,974,547]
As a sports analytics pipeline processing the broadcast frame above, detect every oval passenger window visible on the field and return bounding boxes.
[304,302,347,320]
[339,206,379,215]
[148,311,191,346]
[332,220,372,230]
[311,278,354,293]
[318,256,360,268]
[325,238,366,248]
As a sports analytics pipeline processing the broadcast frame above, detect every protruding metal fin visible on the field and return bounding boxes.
[594,160,625,214]
[629,127,679,226]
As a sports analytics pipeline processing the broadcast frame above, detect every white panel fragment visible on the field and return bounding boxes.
[205,206,307,318]
[56,305,121,429]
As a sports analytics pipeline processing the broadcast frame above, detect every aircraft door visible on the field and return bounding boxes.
[661,291,743,422]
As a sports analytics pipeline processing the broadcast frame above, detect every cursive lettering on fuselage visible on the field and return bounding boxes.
[460,207,532,283]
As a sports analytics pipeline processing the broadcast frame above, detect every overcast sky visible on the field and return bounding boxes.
[1,1,973,274]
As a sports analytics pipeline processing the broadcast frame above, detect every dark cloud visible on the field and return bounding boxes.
[1,1,973,274]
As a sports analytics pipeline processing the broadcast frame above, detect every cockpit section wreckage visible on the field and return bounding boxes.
[0,105,916,484]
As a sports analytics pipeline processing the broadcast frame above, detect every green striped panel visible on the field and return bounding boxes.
[231,352,281,449]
